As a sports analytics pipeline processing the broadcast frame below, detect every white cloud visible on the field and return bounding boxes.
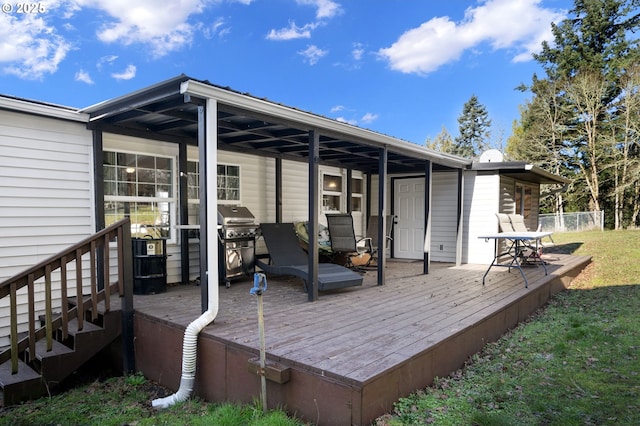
[111,64,136,80]
[75,0,206,57]
[352,42,364,61]
[361,112,378,124]
[296,0,342,20]
[298,44,327,65]
[336,116,357,125]
[266,21,317,40]
[267,0,340,41]
[203,17,231,39]
[0,14,71,80]
[0,0,253,80]
[330,105,345,113]
[97,55,118,70]
[75,69,94,84]
[378,0,565,75]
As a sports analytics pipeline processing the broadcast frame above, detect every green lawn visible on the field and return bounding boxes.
[376,230,640,425]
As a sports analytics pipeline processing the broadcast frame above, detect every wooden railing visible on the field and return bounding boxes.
[0,219,134,375]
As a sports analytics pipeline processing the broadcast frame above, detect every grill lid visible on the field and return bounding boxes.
[217,205,255,225]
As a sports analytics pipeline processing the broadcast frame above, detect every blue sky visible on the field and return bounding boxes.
[0,0,570,147]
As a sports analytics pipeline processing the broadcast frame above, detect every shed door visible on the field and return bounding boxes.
[393,177,425,259]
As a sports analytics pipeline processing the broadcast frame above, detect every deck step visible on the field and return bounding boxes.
[0,359,46,406]
[29,338,75,361]
[28,339,77,388]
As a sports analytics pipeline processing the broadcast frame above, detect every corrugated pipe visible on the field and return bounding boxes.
[151,289,218,409]
[153,97,219,409]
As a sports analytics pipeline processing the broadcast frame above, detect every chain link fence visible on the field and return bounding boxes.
[539,211,604,232]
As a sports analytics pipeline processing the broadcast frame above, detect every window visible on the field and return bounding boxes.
[187,161,200,237]
[103,151,175,239]
[322,174,342,212]
[351,177,363,212]
[217,164,240,202]
[515,183,533,219]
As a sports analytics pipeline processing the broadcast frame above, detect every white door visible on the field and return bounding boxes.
[393,177,425,259]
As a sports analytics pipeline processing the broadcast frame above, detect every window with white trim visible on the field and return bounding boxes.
[186,160,201,238]
[103,151,175,239]
[217,164,240,202]
[185,162,240,235]
[351,176,363,212]
[322,173,342,212]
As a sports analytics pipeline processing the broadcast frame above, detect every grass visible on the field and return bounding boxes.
[1,230,638,425]
[0,372,305,426]
[375,230,640,425]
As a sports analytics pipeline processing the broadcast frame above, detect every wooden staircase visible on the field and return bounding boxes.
[0,219,134,406]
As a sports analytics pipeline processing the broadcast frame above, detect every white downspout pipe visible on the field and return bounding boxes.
[152,98,219,409]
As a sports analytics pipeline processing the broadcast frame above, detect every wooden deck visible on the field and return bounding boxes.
[132,253,590,426]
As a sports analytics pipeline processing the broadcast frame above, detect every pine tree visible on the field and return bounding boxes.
[454,95,491,158]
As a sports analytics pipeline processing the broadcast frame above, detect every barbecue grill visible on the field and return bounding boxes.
[217,205,258,287]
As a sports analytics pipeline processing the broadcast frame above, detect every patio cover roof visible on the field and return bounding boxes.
[471,161,570,185]
[81,74,470,174]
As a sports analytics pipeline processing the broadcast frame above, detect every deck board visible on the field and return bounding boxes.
[132,254,590,426]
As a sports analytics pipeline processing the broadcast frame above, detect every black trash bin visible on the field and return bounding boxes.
[132,238,167,294]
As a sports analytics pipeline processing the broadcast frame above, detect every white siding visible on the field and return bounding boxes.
[0,108,93,345]
[430,172,458,262]
[462,171,500,264]
[280,160,310,223]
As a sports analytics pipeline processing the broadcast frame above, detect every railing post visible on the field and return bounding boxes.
[75,250,84,330]
[27,274,36,362]
[10,282,18,374]
[45,265,53,352]
[119,221,135,374]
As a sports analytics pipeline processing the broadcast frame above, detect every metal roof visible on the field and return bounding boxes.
[471,161,570,185]
[81,75,470,174]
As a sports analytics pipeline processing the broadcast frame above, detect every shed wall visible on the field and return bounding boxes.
[462,171,500,264]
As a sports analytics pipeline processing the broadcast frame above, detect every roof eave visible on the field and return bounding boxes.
[471,161,570,185]
[0,95,88,122]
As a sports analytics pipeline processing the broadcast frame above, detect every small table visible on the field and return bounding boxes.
[478,231,552,288]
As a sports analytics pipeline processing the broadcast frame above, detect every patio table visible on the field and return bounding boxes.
[478,231,552,288]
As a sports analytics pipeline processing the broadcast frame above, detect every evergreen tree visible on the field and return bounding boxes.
[454,95,491,158]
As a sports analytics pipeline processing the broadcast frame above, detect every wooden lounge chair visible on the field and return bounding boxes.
[255,223,363,291]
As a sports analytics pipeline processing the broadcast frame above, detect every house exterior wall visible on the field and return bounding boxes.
[430,171,459,262]
[462,171,500,264]
[0,106,94,345]
[462,172,543,265]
